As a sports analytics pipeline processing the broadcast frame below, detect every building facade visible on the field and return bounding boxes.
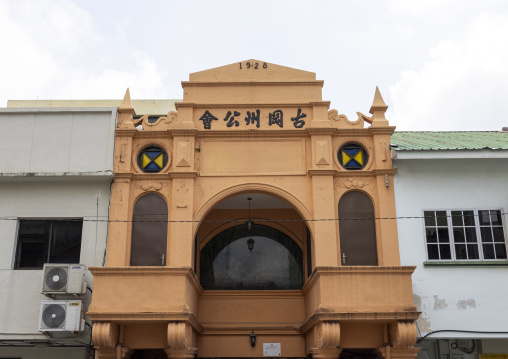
[0,106,117,358]
[88,61,420,359]
[392,132,508,359]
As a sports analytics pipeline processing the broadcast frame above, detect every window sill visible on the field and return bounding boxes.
[424,260,508,267]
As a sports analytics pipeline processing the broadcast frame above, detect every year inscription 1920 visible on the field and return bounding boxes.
[239,61,267,69]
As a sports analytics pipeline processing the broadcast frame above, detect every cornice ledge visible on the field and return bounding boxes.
[299,311,421,334]
[308,169,337,176]
[181,80,324,87]
[136,130,173,138]
[368,126,396,135]
[169,171,199,179]
[169,128,199,136]
[114,173,134,180]
[174,102,195,109]
[186,269,203,295]
[115,129,138,136]
[201,327,301,335]
[306,128,337,135]
[334,129,371,136]
[88,312,203,333]
[132,173,170,180]
[313,266,417,274]
[334,171,374,177]
[89,266,194,276]
[197,130,307,138]
[373,169,398,175]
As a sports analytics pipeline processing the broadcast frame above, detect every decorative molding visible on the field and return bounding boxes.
[134,181,169,192]
[176,141,192,167]
[299,312,421,334]
[91,322,118,349]
[389,322,418,348]
[315,140,331,165]
[167,322,187,349]
[316,322,340,349]
[308,169,337,176]
[169,171,199,179]
[334,177,374,191]
[309,347,342,359]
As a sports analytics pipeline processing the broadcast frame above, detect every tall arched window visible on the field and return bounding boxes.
[200,224,303,290]
[130,193,168,266]
[338,191,377,265]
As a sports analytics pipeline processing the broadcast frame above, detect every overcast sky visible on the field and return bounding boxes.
[1,0,507,131]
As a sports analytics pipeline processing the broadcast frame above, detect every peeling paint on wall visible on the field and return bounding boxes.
[457,299,476,310]
[414,294,422,309]
[433,295,448,310]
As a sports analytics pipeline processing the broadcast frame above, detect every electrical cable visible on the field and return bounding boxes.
[0,212,506,224]
[417,330,508,344]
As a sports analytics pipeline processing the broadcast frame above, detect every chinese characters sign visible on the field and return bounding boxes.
[199,109,307,130]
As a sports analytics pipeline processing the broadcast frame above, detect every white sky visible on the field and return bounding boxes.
[1,0,507,131]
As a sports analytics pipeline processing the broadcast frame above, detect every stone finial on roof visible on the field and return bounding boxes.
[117,88,136,129]
[369,86,389,127]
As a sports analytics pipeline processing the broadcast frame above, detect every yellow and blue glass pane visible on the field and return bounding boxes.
[138,147,167,172]
[339,144,367,170]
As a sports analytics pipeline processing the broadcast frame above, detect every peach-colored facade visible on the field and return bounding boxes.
[88,61,420,359]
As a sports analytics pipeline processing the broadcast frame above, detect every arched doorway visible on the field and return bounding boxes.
[195,192,312,288]
[130,193,168,266]
[338,191,378,265]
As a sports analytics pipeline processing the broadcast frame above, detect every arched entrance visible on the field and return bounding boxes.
[195,192,312,287]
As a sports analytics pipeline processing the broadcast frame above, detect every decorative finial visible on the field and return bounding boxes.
[369,86,389,127]
[117,88,136,129]
[369,86,388,115]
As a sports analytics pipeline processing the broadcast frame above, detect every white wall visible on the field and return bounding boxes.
[0,108,115,348]
[393,157,508,339]
[0,108,116,175]
[0,180,111,340]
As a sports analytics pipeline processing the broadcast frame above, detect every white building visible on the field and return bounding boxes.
[392,131,508,359]
[0,104,117,358]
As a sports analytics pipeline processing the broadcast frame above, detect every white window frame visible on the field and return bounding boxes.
[422,208,508,261]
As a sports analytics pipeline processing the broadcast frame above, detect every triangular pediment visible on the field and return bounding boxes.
[189,60,316,82]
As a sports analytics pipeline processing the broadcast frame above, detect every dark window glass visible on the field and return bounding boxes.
[439,244,452,259]
[493,228,505,242]
[436,211,448,226]
[425,209,507,261]
[427,244,439,259]
[426,228,437,243]
[483,244,495,259]
[424,211,436,227]
[338,191,377,265]
[131,193,168,266]
[451,211,463,227]
[495,244,507,259]
[15,220,82,269]
[480,227,493,242]
[306,228,312,277]
[200,224,303,290]
[437,228,450,243]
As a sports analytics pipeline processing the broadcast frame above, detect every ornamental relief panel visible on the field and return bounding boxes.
[132,180,170,202]
[335,177,375,192]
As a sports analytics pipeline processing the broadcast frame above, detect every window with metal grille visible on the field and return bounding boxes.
[424,210,507,261]
[14,220,83,269]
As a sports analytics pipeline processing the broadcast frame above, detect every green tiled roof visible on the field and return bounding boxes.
[390,131,508,151]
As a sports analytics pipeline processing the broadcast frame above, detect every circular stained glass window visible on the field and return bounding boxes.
[137,146,168,173]
[338,143,368,170]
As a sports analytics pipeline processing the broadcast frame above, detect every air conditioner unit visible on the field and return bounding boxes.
[38,300,85,332]
[41,264,87,295]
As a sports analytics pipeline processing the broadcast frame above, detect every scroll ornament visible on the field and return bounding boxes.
[92,322,118,349]
[317,322,341,349]
[389,321,417,348]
